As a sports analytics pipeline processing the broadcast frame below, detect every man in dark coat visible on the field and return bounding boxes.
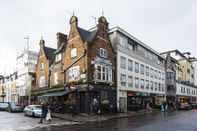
[39,102,48,124]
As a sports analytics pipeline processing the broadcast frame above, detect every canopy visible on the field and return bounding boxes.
[41,91,69,97]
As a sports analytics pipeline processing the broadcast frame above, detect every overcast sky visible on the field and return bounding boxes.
[1,0,197,74]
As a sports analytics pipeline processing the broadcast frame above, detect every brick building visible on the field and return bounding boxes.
[32,15,116,113]
[63,15,116,113]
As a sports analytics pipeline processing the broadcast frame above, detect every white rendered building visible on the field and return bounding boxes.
[16,49,38,105]
[109,27,166,112]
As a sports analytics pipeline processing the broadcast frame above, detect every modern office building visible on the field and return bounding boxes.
[109,27,166,112]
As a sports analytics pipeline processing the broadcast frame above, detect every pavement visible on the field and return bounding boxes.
[52,109,159,123]
[0,109,158,131]
[0,111,78,131]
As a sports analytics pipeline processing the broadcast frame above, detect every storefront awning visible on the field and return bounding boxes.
[41,91,70,97]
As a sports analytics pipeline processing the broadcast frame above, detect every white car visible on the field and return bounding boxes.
[24,105,42,117]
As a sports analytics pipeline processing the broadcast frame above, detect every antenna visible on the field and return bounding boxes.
[101,9,104,16]
[24,36,30,51]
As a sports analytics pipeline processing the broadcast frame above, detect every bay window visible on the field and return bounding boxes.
[95,64,112,82]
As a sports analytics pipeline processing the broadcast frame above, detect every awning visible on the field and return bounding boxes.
[41,91,70,97]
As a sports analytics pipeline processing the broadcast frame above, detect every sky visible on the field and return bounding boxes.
[0,0,197,74]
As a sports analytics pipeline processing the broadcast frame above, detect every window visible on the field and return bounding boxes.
[68,66,80,81]
[135,62,139,73]
[128,76,133,87]
[140,64,144,75]
[162,84,165,92]
[99,48,107,58]
[158,71,161,80]
[150,81,153,90]
[140,79,144,89]
[102,66,106,80]
[96,65,101,80]
[158,83,161,92]
[128,59,133,71]
[71,48,77,58]
[120,74,126,86]
[155,82,157,91]
[55,53,62,62]
[120,56,126,69]
[40,62,44,70]
[146,80,149,89]
[119,36,128,48]
[150,68,153,78]
[162,73,165,81]
[39,76,46,87]
[135,77,139,88]
[95,65,112,82]
[155,70,157,79]
[146,66,149,76]
[54,72,58,85]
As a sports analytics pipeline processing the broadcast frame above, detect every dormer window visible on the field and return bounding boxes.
[55,53,62,62]
[99,48,107,58]
[71,48,77,58]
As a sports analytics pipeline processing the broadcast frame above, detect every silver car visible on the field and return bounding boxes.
[24,105,42,117]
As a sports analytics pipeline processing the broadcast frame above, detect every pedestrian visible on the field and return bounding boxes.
[92,97,98,113]
[39,102,47,124]
[161,102,165,112]
[46,105,52,122]
[146,102,152,113]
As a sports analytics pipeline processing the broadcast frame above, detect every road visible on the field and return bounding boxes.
[1,110,197,131]
[27,110,197,131]
[0,111,70,131]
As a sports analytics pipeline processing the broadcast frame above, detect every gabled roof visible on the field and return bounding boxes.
[78,27,97,42]
[44,46,56,65]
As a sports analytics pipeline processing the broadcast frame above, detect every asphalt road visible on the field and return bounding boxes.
[1,110,197,131]
[27,109,197,131]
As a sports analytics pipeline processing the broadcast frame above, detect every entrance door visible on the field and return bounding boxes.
[80,92,86,113]
[119,97,127,112]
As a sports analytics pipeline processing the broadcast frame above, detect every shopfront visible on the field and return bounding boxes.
[127,91,155,111]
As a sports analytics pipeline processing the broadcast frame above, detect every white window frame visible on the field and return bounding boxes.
[95,64,112,82]
[55,53,62,62]
[99,48,108,58]
[120,74,126,87]
[128,75,133,87]
[71,48,77,58]
[120,56,126,69]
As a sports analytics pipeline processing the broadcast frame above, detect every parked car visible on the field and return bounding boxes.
[6,103,24,113]
[0,102,9,111]
[178,102,192,110]
[24,105,42,117]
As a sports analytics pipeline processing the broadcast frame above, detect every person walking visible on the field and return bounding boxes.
[46,104,52,122]
[39,102,48,124]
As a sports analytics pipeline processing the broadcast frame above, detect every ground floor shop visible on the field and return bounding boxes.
[31,84,116,114]
[118,90,165,112]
